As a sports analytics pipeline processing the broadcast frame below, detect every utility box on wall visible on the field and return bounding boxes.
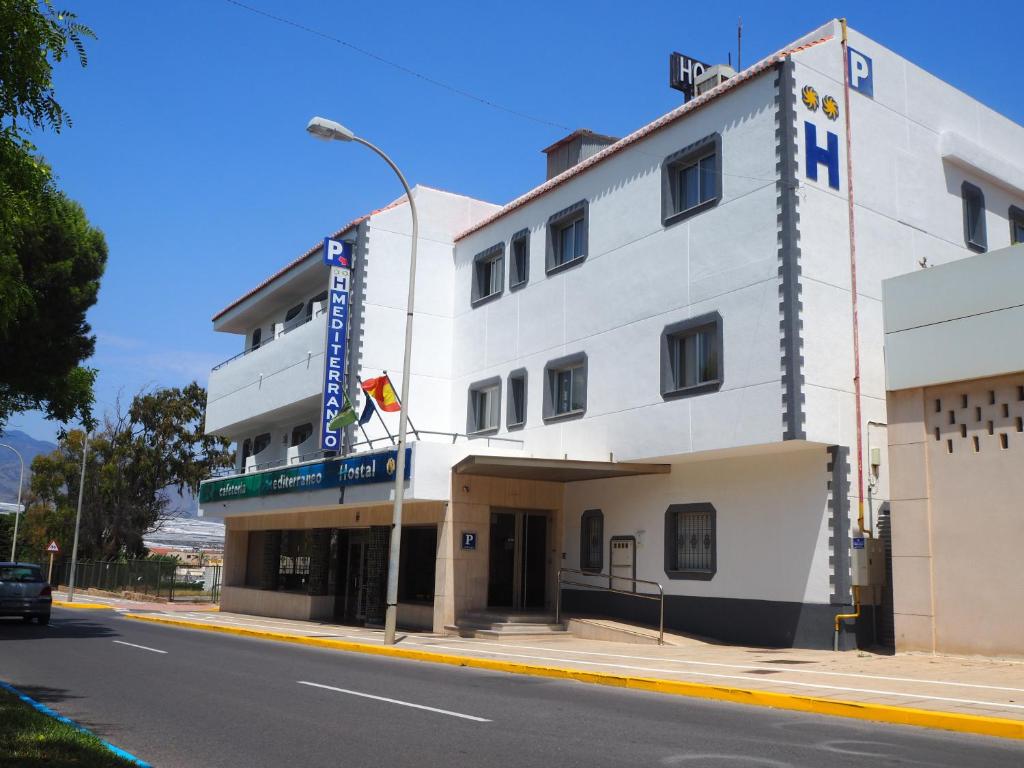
[851,537,886,586]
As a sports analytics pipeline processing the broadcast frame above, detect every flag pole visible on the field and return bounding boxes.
[361,383,396,445]
[383,371,420,440]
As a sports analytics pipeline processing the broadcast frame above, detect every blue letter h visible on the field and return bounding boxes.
[804,121,840,190]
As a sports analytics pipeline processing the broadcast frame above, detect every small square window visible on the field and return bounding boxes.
[467,377,501,434]
[664,503,716,580]
[660,312,724,399]
[543,352,587,421]
[471,243,504,305]
[1010,206,1024,245]
[509,229,529,289]
[962,181,987,252]
[662,133,722,226]
[545,200,588,274]
[580,509,603,573]
[507,369,527,429]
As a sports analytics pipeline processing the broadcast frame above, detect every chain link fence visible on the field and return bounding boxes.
[52,559,221,603]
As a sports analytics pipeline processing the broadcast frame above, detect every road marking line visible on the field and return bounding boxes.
[297,680,491,722]
[438,638,1024,694]
[113,640,168,654]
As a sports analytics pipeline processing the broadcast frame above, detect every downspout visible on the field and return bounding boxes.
[835,18,866,650]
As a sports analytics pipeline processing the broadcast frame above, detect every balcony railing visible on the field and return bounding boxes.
[208,430,525,479]
[211,307,326,372]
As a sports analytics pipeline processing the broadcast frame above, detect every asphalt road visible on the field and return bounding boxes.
[1,609,1023,768]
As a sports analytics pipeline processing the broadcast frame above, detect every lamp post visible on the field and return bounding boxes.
[66,430,89,603]
[306,117,418,645]
[0,443,24,561]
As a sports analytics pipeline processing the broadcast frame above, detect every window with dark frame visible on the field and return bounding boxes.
[472,243,504,304]
[278,530,311,592]
[1010,206,1024,245]
[580,509,603,572]
[250,327,262,351]
[509,230,530,288]
[284,302,304,322]
[507,369,527,428]
[962,181,987,252]
[664,503,716,580]
[660,312,723,399]
[545,200,588,274]
[290,423,313,447]
[252,432,271,456]
[306,290,328,320]
[398,526,437,604]
[662,134,722,226]
[467,377,501,434]
[548,360,586,417]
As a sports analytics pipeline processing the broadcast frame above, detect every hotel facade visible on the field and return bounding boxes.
[198,19,1024,650]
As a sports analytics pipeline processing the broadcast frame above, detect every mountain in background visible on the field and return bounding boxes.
[0,430,57,502]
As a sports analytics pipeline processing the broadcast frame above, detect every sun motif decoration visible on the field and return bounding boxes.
[801,85,819,112]
[822,94,840,121]
[386,457,397,475]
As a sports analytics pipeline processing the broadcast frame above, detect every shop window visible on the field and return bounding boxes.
[278,530,311,592]
[962,181,987,252]
[398,526,437,604]
[664,503,716,580]
[660,312,723,399]
[580,509,604,573]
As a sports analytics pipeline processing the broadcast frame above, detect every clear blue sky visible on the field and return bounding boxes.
[9,0,1021,442]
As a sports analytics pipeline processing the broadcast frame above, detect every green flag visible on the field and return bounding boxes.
[328,390,357,431]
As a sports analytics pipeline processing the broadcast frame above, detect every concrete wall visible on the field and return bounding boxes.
[887,373,1024,657]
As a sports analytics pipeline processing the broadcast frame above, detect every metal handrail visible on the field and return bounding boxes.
[211,307,326,371]
[555,567,665,645]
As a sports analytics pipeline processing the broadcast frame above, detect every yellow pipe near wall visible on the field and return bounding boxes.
[833,585,862,651]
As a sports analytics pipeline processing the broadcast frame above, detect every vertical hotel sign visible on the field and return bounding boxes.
[320,237,353,450]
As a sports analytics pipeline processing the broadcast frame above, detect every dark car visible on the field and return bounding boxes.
[0,562,52,625]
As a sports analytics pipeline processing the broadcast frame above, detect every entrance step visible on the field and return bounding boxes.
[444,610,568,639]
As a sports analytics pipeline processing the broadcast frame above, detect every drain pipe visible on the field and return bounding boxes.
[834,19,866,652]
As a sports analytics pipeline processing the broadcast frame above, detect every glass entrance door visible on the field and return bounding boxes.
[488,510,548,610]
[335,529,369,624]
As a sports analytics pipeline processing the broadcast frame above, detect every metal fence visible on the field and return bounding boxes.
[54,559,222,603]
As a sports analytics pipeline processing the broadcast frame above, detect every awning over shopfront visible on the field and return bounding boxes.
[452,455,670,483]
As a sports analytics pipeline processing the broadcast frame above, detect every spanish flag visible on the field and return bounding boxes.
[361,375,401,412]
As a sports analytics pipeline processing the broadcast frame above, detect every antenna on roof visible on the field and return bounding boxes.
[737,17,743,71]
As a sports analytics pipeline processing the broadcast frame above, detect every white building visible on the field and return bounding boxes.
[199,19,1024,649]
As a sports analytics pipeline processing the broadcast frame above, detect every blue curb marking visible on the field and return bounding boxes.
[0,679,151,767]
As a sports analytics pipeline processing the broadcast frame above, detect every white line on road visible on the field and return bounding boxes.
[297,681,491,722]
[113,640,168,654]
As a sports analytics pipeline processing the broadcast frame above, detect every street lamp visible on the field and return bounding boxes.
[66,430,89,603]
[0,443,24,561]
[307,117,418,645]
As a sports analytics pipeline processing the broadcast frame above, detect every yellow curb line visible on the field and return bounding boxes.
[123,614,1024,741]
[52,601,113,610]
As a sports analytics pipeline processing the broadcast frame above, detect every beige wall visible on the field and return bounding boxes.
[888,372,1024,657]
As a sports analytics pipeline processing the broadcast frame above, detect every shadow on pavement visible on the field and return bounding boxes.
[0,615,118,642]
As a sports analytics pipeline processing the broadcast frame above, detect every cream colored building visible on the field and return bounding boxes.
[884,244,1024,657]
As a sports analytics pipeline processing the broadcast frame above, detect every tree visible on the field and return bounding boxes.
[23,385,233,561]
[0,1,105,430]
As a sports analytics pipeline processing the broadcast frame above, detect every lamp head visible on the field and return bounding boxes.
[306,116,355,142]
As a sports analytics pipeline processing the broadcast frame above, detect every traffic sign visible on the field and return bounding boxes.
[46,541,60,553]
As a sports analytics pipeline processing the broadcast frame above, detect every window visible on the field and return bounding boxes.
[509,229,530,288]
[252,432,271,456]
[507,369,527,429]
[240,438,252,464]
[962,181,987,252]
[290,423,313,446]
[580,510,603,573]
[0,565,43,582]
[278,530,311,592]
[467,377,501,434]
[398,526,437,603]
[250,327,262,351]
[285,302,304,322]
[545,200,588,274]
[664,503,716,580]
[1010,206,1024,245]
[543,352,587,421]
[661,312,723,399]
[306,290,328,320]
[472,243,504,305]
[662,133,722,226]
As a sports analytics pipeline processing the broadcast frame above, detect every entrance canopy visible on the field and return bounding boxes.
[452,455,670,483]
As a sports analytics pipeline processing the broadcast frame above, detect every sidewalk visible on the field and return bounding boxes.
[52,591,219,613]
[100,606,1024,739]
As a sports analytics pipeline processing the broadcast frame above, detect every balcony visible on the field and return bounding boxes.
[205,311,327,435]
